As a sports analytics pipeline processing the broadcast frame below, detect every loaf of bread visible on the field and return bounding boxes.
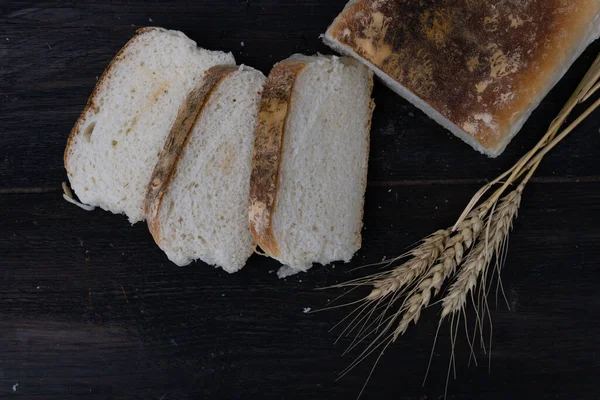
[324,0,600,156]
[249,55,375,277]
[145,65,265,273]
[64,28,235,223]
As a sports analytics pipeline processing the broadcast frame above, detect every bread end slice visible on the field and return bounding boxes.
[248,59,308,259]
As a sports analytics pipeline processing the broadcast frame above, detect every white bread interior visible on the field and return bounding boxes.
[154,66,265,272]
[65,27,235,223]
[272,55,374,277]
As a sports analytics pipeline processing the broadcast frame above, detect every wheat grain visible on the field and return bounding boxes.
[394,209,485,336]
[332,207,487,346]
[366,229,449,301]
[329,229,449,351]
[327,53,600,400]
[441,187,522,319]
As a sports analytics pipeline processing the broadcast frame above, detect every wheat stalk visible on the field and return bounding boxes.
[326,214,484,350]
[319,230,448,358]
[328,52,600,398]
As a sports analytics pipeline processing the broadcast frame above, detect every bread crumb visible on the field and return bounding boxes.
[303,307,311,313]
[36,286,40,289]
[12,383,18,392]
[62,182,95,211]
[240,41,245,47]
[149,17,153,22]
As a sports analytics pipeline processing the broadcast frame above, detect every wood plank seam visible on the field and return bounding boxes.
[2,175,600,195]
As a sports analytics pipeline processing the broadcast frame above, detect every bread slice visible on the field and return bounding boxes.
[324,0,600,157]
[145,65,265,272]
[249,55,375,277]
[64,27,235,223]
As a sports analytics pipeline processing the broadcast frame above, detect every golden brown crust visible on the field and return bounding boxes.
[248,60,308,258]
[327,0,600,151]
[144,65,238,244]
[63,27,164,175]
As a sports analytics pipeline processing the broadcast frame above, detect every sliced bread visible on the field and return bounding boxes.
[145,65,266,273]
[64,27,235,223]
[249,55,375,277]
[324,0,600,156]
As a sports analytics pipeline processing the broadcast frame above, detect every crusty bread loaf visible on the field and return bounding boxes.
[249,55,375,277]
[324,0,600,157]
[145,65,265,273]
[64,27,235,223]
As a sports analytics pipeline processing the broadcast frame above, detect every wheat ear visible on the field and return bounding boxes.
[327,53,600,399]
[323,230,449,353]
[367,229,449,301]
[394,208,485,336]
[441,187,522,318]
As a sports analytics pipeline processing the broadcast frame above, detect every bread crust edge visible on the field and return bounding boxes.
[63,27,164,176]
[248,60,308,258]
[144,65,239,246]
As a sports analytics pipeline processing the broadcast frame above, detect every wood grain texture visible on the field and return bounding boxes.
[1,1,599,399]
[1,186,600,399]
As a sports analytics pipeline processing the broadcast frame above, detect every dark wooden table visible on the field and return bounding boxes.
[1,1,599,399]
